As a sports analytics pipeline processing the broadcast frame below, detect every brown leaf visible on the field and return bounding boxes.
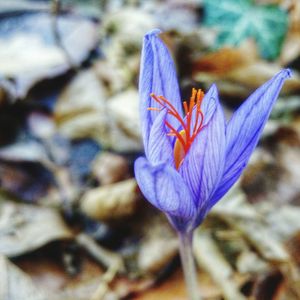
[0,200,72,257]
[194,230,247,300]
[0,255,49,300]
[80,179,139,222]
[193,41,257,75]
[55,69,142,152]
[91,152,130,185]
[0,12,98,99]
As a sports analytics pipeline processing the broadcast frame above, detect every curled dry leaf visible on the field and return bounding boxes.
[236,251,269,275]
[193,41,258,75]
[54,69,109,141]
[193,45,300,97]
[222,216,290,262]
[107,89,141,148]
[210,183,290,262]
[94,59,128,95]
[76,233,125,274]
[243,127,300,205]
[145,0,199,33]
[0,200,72,257]
[265,205,300,241]
[0,141,49,163]
[280,31,300,66]
[0,255,49,300]
[225,64,300,93]
[133,213,177,275]
[101,8,156,48]
[80,179,138,222]
[91,152,129,185]
[0,12,98,99]
[137,234,178,275]
[203,63,300,97]
[27,112,56,139]
[194,230,247,300]
[100,8,156,91]
[55,69,142,152]
[0,161,55,202]
[211,183,259,220]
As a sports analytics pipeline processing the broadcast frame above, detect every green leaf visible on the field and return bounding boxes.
[203,0,289,60]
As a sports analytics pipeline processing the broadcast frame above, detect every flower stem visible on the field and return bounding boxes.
[178,231,202,300]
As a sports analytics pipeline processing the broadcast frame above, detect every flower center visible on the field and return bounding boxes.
[148,88,205,169]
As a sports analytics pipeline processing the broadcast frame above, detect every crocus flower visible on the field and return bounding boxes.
[134,29,291,233]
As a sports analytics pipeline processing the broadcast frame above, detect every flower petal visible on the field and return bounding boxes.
[179,93,226,216]
[147,109,174,165]
[139,29,183,154]
[134,157,196,221]
[210,69,291,206]
[201,84,219,124]
[187,84,219,132]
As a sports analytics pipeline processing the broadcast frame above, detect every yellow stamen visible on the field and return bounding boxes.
[174,130,187,169]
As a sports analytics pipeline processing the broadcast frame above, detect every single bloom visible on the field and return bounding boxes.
[134,29,291,233]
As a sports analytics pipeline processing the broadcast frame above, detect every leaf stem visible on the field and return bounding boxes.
[178,231,202,300]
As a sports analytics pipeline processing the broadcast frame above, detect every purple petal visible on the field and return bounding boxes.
[179,94,226,215]
[210,69,291,206]
[134,157,196,221]
[201,84,219,124]
[186,84,219,133]
[139,29,183,154]
[147,109,174,165]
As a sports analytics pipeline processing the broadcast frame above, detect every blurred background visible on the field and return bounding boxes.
[0,0,300,299]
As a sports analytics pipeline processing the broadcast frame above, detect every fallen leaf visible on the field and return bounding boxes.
[194,230,247,300]
[0,161,55,202]
[265,205,300,241]
[107,89,142,149]
[193,41,258,75]
[280,32,300,66]
[194,62,300,98]
[242,127,300,204]
[0,254,49,300]
[55,69,142,151]
[91,152,130,185]
[133,269,222,300]
[0,199,72,257]
[0,12,98,99]
[222,216,290,262]
[0,141,49,163]
[80,179,139,222]
[137,237,178,274]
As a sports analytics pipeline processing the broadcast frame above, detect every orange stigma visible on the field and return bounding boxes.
[148,88,205,169]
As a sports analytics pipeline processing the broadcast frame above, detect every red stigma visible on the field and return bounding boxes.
[148,88,205,169]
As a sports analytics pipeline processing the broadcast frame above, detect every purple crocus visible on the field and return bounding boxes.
[134,29,291,233]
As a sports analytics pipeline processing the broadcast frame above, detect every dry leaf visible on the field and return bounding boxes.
[0,255,49,300]
[0,141,49,163]
[0,12,98,99]
[137,237,178,274]
[80,179,138,222]
[0,200,72,257]
[194,230,247,300]
[223,217,290,262]
[55,69,142,152]
[107,89,142,150]
[100,8,156,92]
[280,32,300,66]
[193,41,258,75]
[91,152,129,185]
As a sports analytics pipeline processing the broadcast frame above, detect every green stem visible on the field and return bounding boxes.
[178,231,202,300]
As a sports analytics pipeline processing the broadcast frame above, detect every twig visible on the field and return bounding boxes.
[76,233,125,273]
[51,0,77,69]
